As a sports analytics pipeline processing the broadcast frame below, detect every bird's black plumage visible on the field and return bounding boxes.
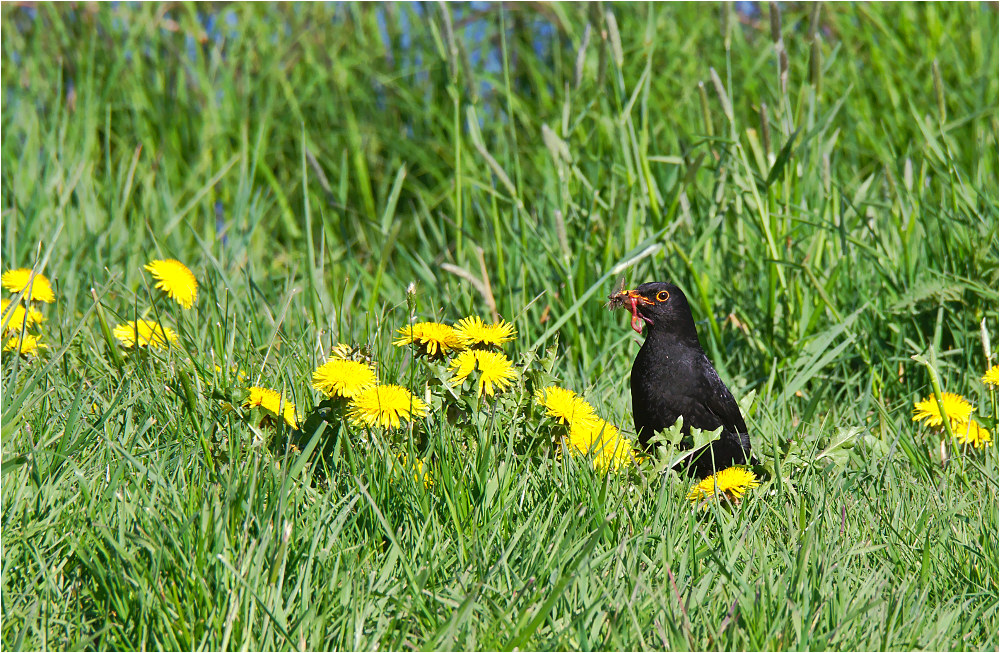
[610,281,754,478]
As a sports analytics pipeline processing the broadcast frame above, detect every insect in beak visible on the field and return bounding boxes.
[606,282,654,334]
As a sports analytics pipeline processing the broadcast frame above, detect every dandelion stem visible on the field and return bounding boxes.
[912,350,970,489]
[912,351,956,442]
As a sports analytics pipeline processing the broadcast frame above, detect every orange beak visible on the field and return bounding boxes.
[610,289,653,334]
[619,289,652,305]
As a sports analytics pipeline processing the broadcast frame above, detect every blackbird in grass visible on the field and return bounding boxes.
[608,281,754,478]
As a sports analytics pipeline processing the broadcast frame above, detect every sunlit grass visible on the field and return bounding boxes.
[2,2,997,650]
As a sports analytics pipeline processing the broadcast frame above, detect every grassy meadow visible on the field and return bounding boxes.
[2,2,998,650]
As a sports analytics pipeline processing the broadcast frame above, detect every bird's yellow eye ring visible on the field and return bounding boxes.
[656,290,670,302]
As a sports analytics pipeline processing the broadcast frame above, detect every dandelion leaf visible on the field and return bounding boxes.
[890,276,963,313]
[815,426,863,468]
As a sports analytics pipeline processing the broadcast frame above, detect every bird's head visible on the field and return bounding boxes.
[607,281,697,337]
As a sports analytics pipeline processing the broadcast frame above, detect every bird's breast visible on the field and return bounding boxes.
[630,337,730,429]
[632,340,701,392]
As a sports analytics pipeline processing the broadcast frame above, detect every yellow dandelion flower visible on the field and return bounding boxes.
[1,298,45,334]
[448,349,479,383]
[113,319,178,350]
[564,415,607,455]
[348,385,428,429]
[535,386,599,427]
[453,316,516,349]
[393,322,462,357]
[145,259,198,309]
[448,349,517,396]
[2,268,55,303]
[912,392,973,427]
[687,467,760,505]
[472,350,517,397]
[952,419,993,449]
[565,418,633,471]
[594,440,633,471]
[244,386,298,429]
[4,333,46,357]
[312,358,378,399]
[982,365,999,387]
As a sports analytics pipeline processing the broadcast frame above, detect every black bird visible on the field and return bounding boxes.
[608,281,754,478]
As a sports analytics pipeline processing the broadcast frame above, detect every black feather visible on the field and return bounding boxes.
[614,281,756,478]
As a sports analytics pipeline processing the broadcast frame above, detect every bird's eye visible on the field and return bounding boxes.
[656,290,670,302]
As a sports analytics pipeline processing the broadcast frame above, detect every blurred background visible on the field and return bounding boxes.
[2,1,997,418]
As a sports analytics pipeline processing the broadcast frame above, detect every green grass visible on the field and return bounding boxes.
[2,2,998,650]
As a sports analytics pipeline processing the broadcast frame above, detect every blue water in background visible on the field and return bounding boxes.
[1,2,768,238]
[4,2,763,117]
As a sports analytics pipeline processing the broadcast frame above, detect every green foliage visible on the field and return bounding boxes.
[2,3,998,650]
